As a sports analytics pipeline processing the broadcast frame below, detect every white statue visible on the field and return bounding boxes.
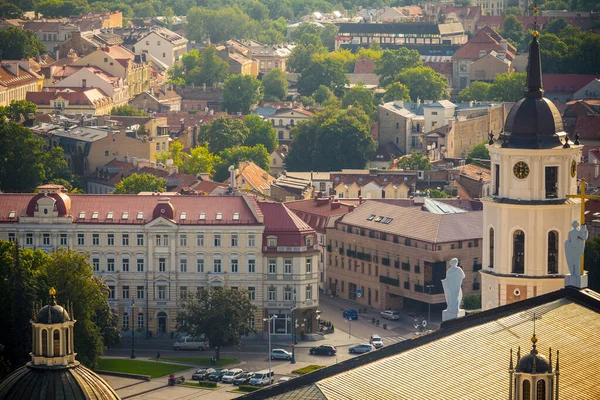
[564,220,588,276]
[442,258,466,321]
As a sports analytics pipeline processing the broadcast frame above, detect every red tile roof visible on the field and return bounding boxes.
[542,74,599,95]
[237,161,275,194]
[0,64,39,88]
[354,59,376,74]
[285,197,358,233]
[452,27,515,61]
[258,201,317,249]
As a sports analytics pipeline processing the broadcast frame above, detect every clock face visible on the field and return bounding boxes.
[513,161,530,179]
[571,160,577,177]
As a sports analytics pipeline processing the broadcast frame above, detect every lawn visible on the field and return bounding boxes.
[292,365,325,375]
[181,381,220,390]
[97,359,190,379]
[162,357,239,367]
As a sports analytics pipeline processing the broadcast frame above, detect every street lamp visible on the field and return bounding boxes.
[291,288,297,364]
[263,315,277,384]
[129,298,136,359]
[426,284,434,329]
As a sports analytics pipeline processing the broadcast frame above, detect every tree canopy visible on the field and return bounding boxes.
[501,15,524,46]
[395,152,432,170]
[262,68,288,101]
[396,66,449,102]
[383,82,411,103]
[198,116,249,154]
[243,114,278,153]
[456,81,492,102]
[110,105,148,117]
[0,27,46,61]
[112,173,166,194]
[0,100,37,122]
[0,3,24,19]
[374,48,422,87]
[35,0,90,17]
[312,85,336,105]
[168,47,229,87]
[488,72,526,102]
[222,74,264,114]
[342,85,375,118]
[466,143,491,164]
[286,107,376,171]
[297,58,349,97]
[214,144,270,181]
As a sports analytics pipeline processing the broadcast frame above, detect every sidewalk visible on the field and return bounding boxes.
[272,328,359,349]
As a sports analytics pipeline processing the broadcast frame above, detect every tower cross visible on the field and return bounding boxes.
[566,179,600,274]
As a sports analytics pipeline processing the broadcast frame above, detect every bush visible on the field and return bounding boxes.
[462,294,481,310]
[292,365,325,375]
[238,384,261,392]
[198,381,217,388]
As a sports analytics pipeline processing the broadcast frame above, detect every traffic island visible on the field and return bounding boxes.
[291,365,325,375]
[97,359,190,379]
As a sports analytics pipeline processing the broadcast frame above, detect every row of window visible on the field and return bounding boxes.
[111,285,257,302]
[330,234,478,252]
[489,228,559,275]
[121,312,257,330]
[268,285,313,301]
[91,256,259,274]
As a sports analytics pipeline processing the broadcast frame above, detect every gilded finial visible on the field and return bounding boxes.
[49,287,56,296]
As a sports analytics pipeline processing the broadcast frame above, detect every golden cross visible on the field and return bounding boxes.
[566,179,600,274]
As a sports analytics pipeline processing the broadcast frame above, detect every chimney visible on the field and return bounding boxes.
[229,165,236,190]
[393,100,404,108]
[330,201,341,210]
[359,195,364,204]
[500,39,508,50]
[1,61,19,77]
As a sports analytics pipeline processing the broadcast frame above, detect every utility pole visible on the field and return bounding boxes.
[291,288,297,364]
[130,298,136,359]
[426,285,434,329]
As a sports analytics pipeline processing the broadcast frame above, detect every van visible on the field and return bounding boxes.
[249,369,275,386]
[172,335,209,351]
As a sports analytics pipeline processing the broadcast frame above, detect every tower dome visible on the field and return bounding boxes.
[503,32,565,149]
[517,334,551,374]
[0,288,120,400]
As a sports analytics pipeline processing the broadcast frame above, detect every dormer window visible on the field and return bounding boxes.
[306,236,313,247]
[233,212,240,220]
[180,212,187,220]
[136,212,144,220]
[8,211,16,219]
[216,212,223,220]
[267,236,277,248]
[107,212,114,220]
[91,212,99,219]
[199,212,206,220]
[79,211,86,219]
[122,211,129,220]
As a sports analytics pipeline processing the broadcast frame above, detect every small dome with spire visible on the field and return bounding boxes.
[36,287,70,324]
[517,333,552,374]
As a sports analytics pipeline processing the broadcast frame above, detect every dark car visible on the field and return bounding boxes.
[192,368,215,381]
[343,309,358,320]
[208,368,229,382]
[233,372,254,386]
[309,345,337,356]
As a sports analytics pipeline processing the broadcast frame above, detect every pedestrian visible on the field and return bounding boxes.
[156,351,161,362]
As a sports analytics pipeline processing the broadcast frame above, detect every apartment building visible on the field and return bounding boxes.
[0,60,43,106]
[326,200,482,312]
[331,169,418,199]
[269,108,313,144]
[0,185,319,338]
[133,28,188,67]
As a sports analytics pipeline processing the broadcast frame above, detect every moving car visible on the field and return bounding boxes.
[271,349,292,360]
[370,334,384,349]
[221,368,244,384]
[249,370,275,386]
[207,368,229,382]
[191,368,215,381]
[309,345,337,356]
[380,310,401,320]
[343,309,358,320]
[172,335,209,351]
[233,372,254,386]
[349,344,374,354]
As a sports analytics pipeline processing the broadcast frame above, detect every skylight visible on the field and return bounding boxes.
[92,212,99,219]
[79,211,86,219]
[180,212,187,220]
[216,212,223,220]
[374,216,383,222]
[122,211,129,220]
[136,212,144,220]
[199,212,206,220]
[367,214,375,221]
[8,211,15,219]
[382,217,393,224]
[107,212,114,220]
[233,213,240,220]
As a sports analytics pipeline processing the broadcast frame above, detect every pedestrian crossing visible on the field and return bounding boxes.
[354,335,408,345]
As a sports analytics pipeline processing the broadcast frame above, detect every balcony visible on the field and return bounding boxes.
[346,249,357,258]
[401,262,410,271]
[382,258,390,266]
[356,252,371,262]
[473,263,482,272]
[277,246,309,252]
[338,247,344,255]
[394,260,400,269]
[379,276,400,287]
[327,244,332,252]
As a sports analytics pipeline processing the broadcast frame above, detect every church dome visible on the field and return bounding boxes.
[0,363,120,400]
[518,351,551,374]
[503,33,565,149]
[36,287,70,323]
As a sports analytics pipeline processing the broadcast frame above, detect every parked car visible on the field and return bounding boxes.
[191,368,214,381]
[349,344,374,354]
[370,334,384,349]
[249,370,275,386]
[172,335,209,351]
[309,345,337,356]
[208,368,229,382]
[221,368,244,384]
[380,310,401,320]
[343,309,358,320]
[271,349,292,360]
[233,372,254,386]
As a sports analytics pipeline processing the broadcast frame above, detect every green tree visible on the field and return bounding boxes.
[0,3,24,19]
[163,6,175,28]
[287,42,327,73]
[156,140,184,169]
[501,15,524,46]
[545,18,568,35]
[262,68,288,101]
[133,2,156,17]
[110,105,148,117]
[0,121,45,192]
[0,27,46,61]
[290,22,337,50]
[456,81,492,102]
[181,146,221,176]
[178,287,257,360]
[298,58,349,97]
[193,47,229,87]
[342,85,375,118]
[539,32,568,73]
[286,107,375,171]
[383,82,411,103]
[244,114,278,153]
[489,72,526,102]
[428,189,451,198]
[396,152,432,170]
[0,100,37,122]
[312,85,335,105]
[222,74,264,114]
[214,144,270,182]
[461,294,482,310]
[41,146,71,183]
[466,143,490,164]
[375,48,422,87]
[35,0,89,17]
[198,116,249,154]
[112,173,166,194]
[504,6,524,15]
[396,67,449,102]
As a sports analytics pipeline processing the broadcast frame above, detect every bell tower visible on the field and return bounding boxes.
[480,27,582,310]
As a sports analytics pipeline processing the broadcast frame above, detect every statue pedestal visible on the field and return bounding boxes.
[564,273,588,289]
[442,309,465,322]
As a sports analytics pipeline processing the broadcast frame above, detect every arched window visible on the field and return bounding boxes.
[65,329,69,354]
[279,119,283,126]
[548,231,559,274]
[523,380,531,400]
[536,380,546,400]
[512,230,525,274]
[489,228,495,268]
[42,329,48,356]
[53,329,60,356]
[290,119,295,126]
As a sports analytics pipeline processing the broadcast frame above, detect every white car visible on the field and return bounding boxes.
[349,344,374,354]
[380,310,401,320]
[271,349,293,360]
[370,334,384,349]
[220,368,244,383]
